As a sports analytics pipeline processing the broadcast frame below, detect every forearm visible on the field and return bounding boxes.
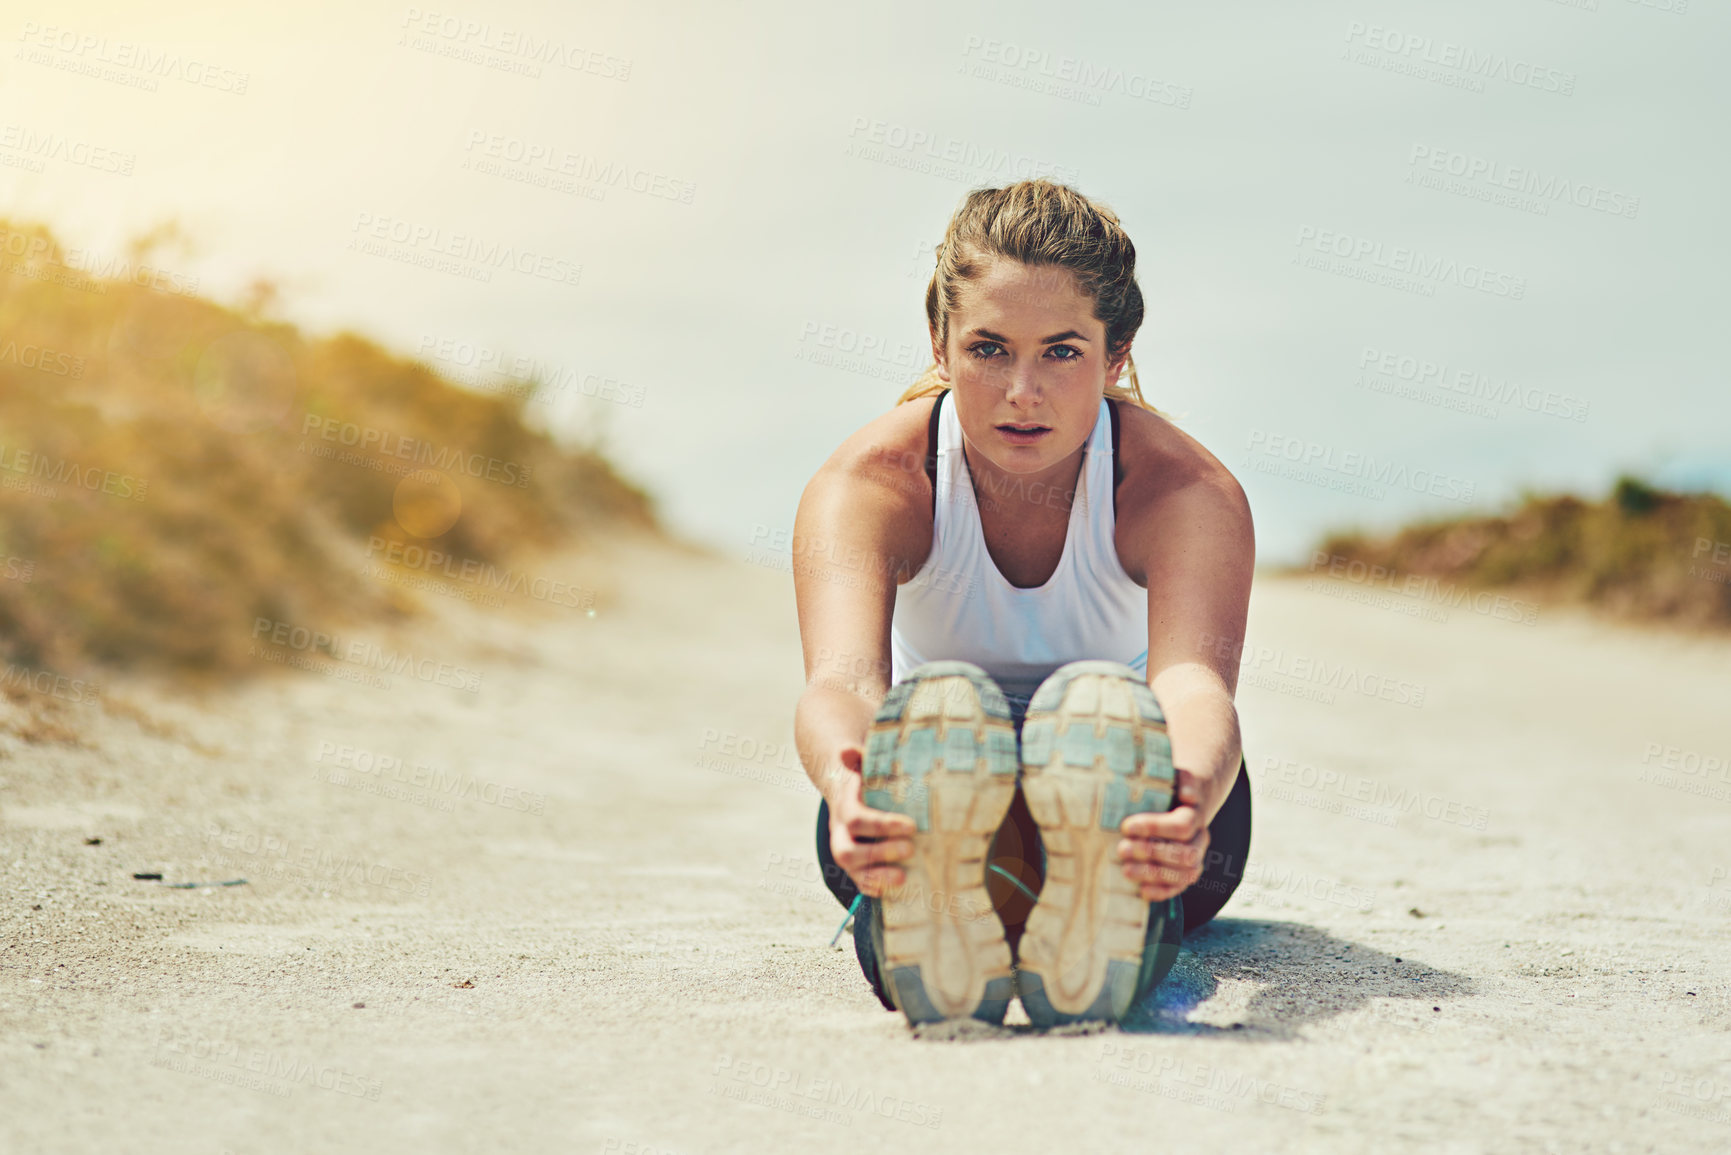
[1149,663,1242,824]
[794,681,884,807]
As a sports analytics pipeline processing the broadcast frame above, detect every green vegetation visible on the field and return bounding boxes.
[1306,476,1731,629]
[0,218,655,686]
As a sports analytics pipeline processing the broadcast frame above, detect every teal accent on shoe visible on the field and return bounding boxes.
[1060,723,1097,767]
[943,727,979,770]
[867,729,898,764]
[830,894,864,949]
[902,727,937,776]
[986,863,1040,905]
[867,661,1019,1026]
[1104,727,1135,774]
[1144,730,1174,776]
[1100,779,1135,832]
[1021,720,1055,766]
[1132,897,1184,1005]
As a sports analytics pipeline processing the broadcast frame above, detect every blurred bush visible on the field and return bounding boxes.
[0,218,655,681]
[1308,476,1731,629]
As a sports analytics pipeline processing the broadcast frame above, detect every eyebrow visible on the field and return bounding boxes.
[968,328,1091,344]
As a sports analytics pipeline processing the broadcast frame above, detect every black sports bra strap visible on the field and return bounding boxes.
[925,390,944,515]
[1108,398,1123,518]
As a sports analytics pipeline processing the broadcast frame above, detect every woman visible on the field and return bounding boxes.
[792,181,1254,1028]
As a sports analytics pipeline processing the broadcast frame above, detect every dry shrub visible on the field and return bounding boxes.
[0,217,656,684]
[1307,477,1731,629]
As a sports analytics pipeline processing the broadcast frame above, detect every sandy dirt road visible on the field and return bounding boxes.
[2,535,1729,1154]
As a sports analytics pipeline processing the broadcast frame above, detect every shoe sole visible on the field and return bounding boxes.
[863,661,1020,1025]
[1016,661,1175,1027]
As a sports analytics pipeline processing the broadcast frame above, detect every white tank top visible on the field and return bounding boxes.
[889,391,1150,713]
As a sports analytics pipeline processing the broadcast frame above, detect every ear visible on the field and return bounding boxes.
[1105,344,1131,388]
[930,327,951,384]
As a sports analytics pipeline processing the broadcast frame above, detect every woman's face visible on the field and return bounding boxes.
[933,257,1127,478]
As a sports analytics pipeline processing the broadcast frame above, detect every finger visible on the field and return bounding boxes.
[1120,859,1198,885]
[1139,880,1187,901]
[1118,838,1206,869]
[857,864,905,895]
[846,809,917,839]
[1121,807,1204,841]
[838,838,912,872]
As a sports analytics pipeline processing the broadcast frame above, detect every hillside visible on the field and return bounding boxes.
[0,217,654,693]
[1302,477,1731,630]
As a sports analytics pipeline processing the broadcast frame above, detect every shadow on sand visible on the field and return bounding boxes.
[1118,917,1478,1040]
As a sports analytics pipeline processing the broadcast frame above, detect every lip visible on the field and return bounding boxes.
[995,422,1051,446]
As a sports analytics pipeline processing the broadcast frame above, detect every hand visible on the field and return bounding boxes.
[1116,770,1211,902]
[827,746,917,898]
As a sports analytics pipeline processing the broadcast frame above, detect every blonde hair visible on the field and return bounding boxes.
[896,180,1160,413]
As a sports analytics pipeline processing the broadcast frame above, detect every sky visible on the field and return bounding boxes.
[5,0,1726,563]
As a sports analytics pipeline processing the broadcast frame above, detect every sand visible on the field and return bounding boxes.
[3,534,1728,1153]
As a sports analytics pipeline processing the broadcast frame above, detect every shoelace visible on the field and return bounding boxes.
[827,865,1042,949]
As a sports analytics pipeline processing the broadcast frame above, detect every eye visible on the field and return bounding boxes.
[1046,344,1082,361]
[966,341,1004,360]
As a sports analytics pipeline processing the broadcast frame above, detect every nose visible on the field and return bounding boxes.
[1002,356,1042,408]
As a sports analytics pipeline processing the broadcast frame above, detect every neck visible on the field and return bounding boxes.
[960,436,1087,518]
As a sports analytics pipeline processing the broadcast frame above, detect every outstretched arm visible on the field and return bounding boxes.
[1113,435,1255,902]
[791,404,935,896]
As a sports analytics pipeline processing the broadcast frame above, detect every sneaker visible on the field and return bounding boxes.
[1015,660,1179,1026]
[861,661,1021,1025]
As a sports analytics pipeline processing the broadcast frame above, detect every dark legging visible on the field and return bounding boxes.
[814,757,1253,934]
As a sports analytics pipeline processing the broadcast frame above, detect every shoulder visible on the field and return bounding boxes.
[1112,402,1253,558]
[803,394,939,511]
[796,395,940,564]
